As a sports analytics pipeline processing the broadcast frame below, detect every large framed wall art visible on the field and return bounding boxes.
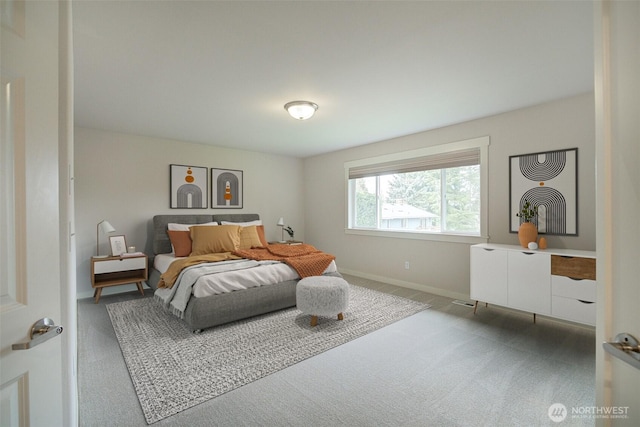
[211,168,243,209]
[509,148,578,235]
[170,164,208,209]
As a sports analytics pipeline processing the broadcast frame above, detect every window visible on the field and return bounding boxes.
[345,136,489,243]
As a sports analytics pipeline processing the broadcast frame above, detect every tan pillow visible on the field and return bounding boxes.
[167,230,192,257]
[256,225,268,247]
[239,225,265,249]
[190,224,241,255]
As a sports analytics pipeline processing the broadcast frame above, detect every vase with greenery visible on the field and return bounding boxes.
[284,226,294,241]
[516,199,538,248]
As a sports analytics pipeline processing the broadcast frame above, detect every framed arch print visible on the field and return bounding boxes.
[170,164,208,209]
[509,148,577,235]
[211,168,243,209]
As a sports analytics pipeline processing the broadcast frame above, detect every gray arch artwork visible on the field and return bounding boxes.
[509,148,577,235]
[211,168,243,208]
[216,173,239,206]
[170,164,208,209]
[176,183,203,208]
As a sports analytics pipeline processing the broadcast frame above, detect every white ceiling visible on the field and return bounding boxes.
[73,1,594,158]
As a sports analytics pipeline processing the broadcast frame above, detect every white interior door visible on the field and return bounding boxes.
[594,1,640,425]
[1,1,66,425]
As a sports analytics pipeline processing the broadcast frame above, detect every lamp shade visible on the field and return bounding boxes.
[95,220,116,258]
[276,217,285,227]
[284,101,318,120]
[98,220,115,234]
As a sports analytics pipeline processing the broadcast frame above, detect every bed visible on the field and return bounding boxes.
[147,214,341,332]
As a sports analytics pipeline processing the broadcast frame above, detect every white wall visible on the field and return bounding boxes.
[75,94,596,300]
[74,128,304,298]
[303,93,596,300]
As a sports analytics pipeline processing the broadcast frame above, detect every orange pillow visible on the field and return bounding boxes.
[239,225,265,249]
[167,230,192,257]
[190,224,241,255]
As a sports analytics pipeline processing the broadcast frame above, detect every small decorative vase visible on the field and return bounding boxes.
[518,222,538,248]
[538,237,547,249]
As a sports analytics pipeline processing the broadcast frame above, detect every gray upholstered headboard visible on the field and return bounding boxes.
[151,213,260,255]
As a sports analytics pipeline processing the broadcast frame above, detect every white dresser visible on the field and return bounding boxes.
[470,243,596,325]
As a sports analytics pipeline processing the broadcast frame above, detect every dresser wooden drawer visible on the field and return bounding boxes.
[552,295,596,325]
[551,255,595,280]
[93,257,146,274]
[551,275,596,302]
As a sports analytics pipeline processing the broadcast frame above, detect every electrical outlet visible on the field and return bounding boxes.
[404,261,410,270]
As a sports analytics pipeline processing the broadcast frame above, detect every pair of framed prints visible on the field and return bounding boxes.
[169,164,242,209]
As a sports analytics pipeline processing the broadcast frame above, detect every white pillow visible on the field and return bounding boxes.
[220,220,262,227]
[168,221,218,231]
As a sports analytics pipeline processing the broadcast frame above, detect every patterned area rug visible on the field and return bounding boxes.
[106,284,430,424]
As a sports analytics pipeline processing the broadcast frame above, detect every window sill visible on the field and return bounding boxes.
[345,228,489,244]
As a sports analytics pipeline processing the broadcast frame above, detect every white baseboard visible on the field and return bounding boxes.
[338,268,469,302]
[338,269,594,329]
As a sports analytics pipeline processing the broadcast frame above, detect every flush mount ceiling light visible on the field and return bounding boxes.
[284,100,318,120]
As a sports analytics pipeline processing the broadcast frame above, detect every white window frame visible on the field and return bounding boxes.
[344,136,490,244]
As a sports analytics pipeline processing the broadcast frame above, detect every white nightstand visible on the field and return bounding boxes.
[90,254,148,303]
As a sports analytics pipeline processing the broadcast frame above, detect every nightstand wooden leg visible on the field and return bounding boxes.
[473,300,478,314]
[94,288,102,304]
[337,313,344,321]
[310,315,318,327]
[136,282,144,296]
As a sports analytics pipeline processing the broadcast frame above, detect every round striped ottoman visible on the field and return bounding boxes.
[296,276,349,327]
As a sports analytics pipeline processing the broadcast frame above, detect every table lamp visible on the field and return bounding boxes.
[95,220,115,258]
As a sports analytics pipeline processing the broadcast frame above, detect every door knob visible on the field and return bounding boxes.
[603,333,640,370]
[12,318,64,350]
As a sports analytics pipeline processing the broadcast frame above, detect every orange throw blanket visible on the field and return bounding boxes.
[233,244,335,278]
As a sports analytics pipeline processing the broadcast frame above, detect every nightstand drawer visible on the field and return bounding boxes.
[552,295,596,325]
[551,275,596,302]
[94,257,146,274]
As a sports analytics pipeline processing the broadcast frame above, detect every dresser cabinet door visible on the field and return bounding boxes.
[507,251,551,315]
[470,246,508,306]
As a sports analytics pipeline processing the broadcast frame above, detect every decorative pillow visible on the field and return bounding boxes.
[168,221,217,231]
[255,225,268,247]
[238,225,265,249]
[167,230,192,257]
[190,225,241,255]
[220,220,262,227]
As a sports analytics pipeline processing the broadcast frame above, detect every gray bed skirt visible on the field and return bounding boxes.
[150,267,341,332]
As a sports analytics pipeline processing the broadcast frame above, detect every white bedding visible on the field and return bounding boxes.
[154,253,184,274]
[154,253,338,297]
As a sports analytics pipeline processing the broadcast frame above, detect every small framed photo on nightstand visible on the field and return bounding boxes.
[109,235,127,256]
